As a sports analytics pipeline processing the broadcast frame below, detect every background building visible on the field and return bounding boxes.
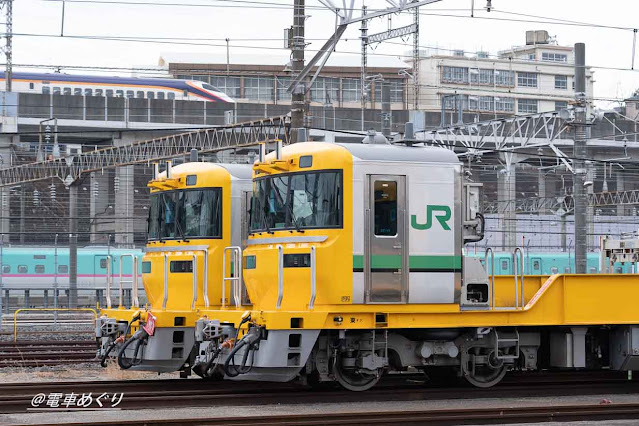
[410,30,594,116]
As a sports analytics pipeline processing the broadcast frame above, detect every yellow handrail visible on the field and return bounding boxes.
[13,308,98,342]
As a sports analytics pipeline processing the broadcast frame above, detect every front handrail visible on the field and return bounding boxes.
[105,255,113,309]
[484,248,495,308]
[162,254,169,310]
[276,245,283,309]
[309,246,317,309]
[191,254,197,310]
[513,247,525,309]
[118,254,139,309]
[222,246,243,308]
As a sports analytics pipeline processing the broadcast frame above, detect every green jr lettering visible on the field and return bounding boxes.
[411,205,451,231]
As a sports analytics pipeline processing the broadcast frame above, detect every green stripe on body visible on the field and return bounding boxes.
[352,255,461,270]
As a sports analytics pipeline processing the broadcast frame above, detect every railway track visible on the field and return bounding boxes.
[0,339,96,368]
[1,371,639,414]
[47,403,639,425]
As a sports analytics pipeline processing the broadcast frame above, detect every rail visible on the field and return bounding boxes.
[484,248,495,308]
[105,255,113,309]
[276,245,283,309]
[309,246,317,309]
[222,247,243,308]
[13,308,98,341]
[513,247,525,309]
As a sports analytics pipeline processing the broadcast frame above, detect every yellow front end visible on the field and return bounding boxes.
[97,162,244,374]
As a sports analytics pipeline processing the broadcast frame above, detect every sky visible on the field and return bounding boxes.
[11,0,639,108]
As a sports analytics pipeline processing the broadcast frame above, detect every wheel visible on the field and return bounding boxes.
[332,356,382,391]
[462,351,508,388]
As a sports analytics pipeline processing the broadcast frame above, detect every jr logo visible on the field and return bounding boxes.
[411,205,452,231]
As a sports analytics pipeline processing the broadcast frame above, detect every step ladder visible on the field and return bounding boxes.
[494,328,520,360]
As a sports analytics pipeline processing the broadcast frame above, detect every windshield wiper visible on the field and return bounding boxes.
[285,201,304,233]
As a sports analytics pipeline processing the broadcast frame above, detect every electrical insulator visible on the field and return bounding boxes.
[114,175,120,193]
[49,183,56,201]
[33,189,40,206]
[92,180,99,199]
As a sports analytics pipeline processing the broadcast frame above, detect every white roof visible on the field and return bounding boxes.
[159,52,408,69]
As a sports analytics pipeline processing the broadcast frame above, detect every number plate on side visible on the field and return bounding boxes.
[143,312,157,336]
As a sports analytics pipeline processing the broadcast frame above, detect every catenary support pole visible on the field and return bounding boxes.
[68,183,78,308]
[573,42,588,274]
[290,0,306,142]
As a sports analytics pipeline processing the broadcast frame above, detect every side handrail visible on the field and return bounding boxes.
[309,246,317,309]
[203,249,209,308]
[105,255,112,309]
[132,256,140,308]
[484,248,495,308]
[513,247,525,309]
[162,254,169,310]
[191,254,198,310]
[276,245,283,309]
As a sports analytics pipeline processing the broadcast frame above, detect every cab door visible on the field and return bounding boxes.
[365,175,407,303]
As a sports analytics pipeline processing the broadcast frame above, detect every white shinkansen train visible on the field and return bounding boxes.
[0,72,234,103]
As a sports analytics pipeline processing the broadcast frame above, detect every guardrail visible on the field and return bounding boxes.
[13,308,98,341]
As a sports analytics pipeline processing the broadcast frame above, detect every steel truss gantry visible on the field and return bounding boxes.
[423,111,573,172]
[483,189,639,214]
[0,116,289,187]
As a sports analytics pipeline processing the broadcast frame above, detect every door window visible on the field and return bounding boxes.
[373,181,397,236]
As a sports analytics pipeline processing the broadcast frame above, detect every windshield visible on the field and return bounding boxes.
[148,188,222,240]
[250,171,342,232]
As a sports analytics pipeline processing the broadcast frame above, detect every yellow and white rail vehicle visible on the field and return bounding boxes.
[96,160,252,375]
[189,141,639,390]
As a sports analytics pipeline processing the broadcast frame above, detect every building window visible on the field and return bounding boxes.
[311,77,340,104]
[495,70,515,87]
[210,76,241,98]
[244,77,274,101]
[517,72,538,88]
[518,99,538,114]
[373,79,403,103]
[276,76,292,102]
[479,96,494,111]
[442,66,468,84]
[470,69,494,85]
[496,97,515,112]
[341,78,362,103]
[192,75,209,83]
[555,101,568,110]
[555,75,568,90]
[542,52,568,62]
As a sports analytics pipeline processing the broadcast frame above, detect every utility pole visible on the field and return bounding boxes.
[360,6,367,131]
[413,8,419,110]
[290,0,306,143]
[68,183,78,308]
[1,0,12,92]
[573,42,587,274]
